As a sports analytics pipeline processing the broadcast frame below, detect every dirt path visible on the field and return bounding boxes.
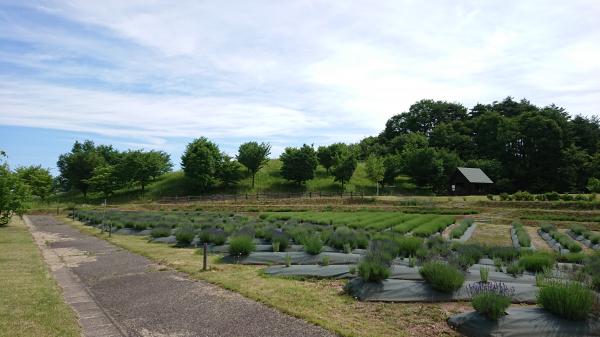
[26,215,336,337]
[525,226,553,252]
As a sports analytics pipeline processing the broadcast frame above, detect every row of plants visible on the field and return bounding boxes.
[492,191,596,202]
[540,224,583,252]
[512,222,531,247]
[569,224,600,245]
[450,218,474,239]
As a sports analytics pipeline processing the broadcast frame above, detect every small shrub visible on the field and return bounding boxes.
[570,224,586,236]
[271,232,289,251]
[513,222,531,247]
[519,252,555,273]
[468,281,514,320]
[272,241,280,252]
[395,236,423,257]
[343,243,352,254]
[487,246,520,263]
[545,191,560,201]
[538,280,594,320]
[304,235,323,255]
[408,255,416,268]
[320,255,330,266]
[358,258,390,282]
[419,261,465,293]
[454,243,484,268]
[560,194,573,201]
[349,265,356,274]
[506,262,524,276]
[513,191,534,201]
[499,193,510,201]
[541,223,555,233]
[451,218,474,239]
[229,235,256,256]
[480,267,489,283]
[175,225,196,246]
[284,254,292,267]
[151,226,171,238]
[486,194,494,201]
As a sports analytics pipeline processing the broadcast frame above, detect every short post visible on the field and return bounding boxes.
[203,242,208,271]
[72,206,76,221]
[108,223,112,237]
[309,192,312,198]
[56,206,59,215]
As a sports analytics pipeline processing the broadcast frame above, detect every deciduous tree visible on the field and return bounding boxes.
[280,144,318,185]
[237,142,271,189]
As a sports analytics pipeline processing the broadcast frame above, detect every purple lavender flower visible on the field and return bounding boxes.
[467,281,515,298]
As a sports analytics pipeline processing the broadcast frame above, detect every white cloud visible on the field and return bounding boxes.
[1,0,600,153]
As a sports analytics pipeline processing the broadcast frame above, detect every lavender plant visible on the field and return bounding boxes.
[467,281,515,320]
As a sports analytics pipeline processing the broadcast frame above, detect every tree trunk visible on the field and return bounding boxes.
[376,182,379,196]
[251,172,255,189]
[141,183,145,198]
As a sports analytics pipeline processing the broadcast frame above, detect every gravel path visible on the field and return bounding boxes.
[27,215,336,337]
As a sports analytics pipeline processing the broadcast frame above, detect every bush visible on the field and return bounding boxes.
[560,194,573,201]
[358,242,393,282]
[395,236,423,257]
[480,267,489,283]
[487,246,520,263]
[271,232,289,251]
[175,225,196,246]
[499,193,510,201]
[454,243,484,268]
[506,262,524,276]
[513,191,534,201]
[329,226,368,249]
[538,280,594,320]
[303,235,323,255]
[540,223,555,233]
[468,282,514,320]
[518,252,555,273]
[229,235,256,256]
[544,191,561,201]
[151,226,171,238]
[419,261,465,293]
[358,258,390,282]
[570,224,586,236]
[486,194,494,201]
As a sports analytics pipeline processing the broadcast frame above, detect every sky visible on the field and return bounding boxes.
[1,1,599,173]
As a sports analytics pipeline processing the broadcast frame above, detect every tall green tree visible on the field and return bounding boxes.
[331,150,357,191]
[85,165,121,199]
[181,137,223,190]
[15,165,53,200]
[317,143,347,174]
[121,150,172,195]
[365,155,385,196]
[0,152,30,226]
[237,142,271,189]
[219,155,244,187]
[280,144,318,185]
[57,140,105,198]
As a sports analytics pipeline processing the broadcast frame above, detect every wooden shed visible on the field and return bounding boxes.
[449,167,493,195]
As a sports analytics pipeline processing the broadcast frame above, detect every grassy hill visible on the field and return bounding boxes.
[50,159,420,204]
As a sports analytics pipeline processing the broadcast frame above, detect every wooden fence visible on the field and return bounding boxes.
[159,191,370,203]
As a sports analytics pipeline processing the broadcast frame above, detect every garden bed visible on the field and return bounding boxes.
[448,307,600,337]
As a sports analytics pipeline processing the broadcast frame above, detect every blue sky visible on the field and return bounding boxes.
[1,1,599,174]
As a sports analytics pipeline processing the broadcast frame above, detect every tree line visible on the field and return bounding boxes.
[5,96,600,203]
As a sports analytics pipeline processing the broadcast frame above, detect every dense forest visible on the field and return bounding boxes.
[4,97,600,201]
[356,97,600,193]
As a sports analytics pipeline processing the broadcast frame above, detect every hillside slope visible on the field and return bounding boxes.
[52,159,419,203]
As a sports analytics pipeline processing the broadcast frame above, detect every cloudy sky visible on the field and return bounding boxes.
[1,1,599,172]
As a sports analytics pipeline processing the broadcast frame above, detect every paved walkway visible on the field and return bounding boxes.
[26,215,336,337]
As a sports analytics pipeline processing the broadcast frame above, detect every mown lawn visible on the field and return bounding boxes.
[0,217,80,337]
[65,217,464,337]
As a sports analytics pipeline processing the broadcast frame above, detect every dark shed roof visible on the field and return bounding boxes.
[456,167,493,184]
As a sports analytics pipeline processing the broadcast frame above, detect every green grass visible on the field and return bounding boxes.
[0,217,80,337]
[263,211,458,236]
[48,159,422,204]
[65,217,463,337]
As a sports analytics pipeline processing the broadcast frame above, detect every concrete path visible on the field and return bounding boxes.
[26,215,336,337]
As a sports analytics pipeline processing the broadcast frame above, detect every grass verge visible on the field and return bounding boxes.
[64,217,464,337]
[0,217,80,337]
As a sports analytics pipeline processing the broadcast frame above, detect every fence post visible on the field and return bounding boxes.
[350,192,353,199]
[203,242,208,271]
[245,193,248,200]
[309,192,312,198]
[319,191,322,197]
[256,192,259,200]
[72,206,76,221]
